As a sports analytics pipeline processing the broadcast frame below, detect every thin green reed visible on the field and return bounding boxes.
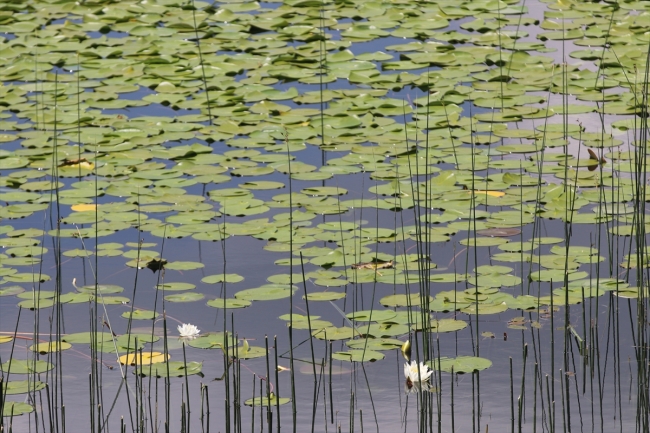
[299,253,318,432]
[510,357,514,433]
[264,336,271,433]
[183,342,191,433]
[285,130,297,433]
[190,0,212,126]
[274,336,280,433]
[519,344,527,433]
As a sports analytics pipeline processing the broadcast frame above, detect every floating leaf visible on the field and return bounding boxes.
[244,393,290,407]
[29,341,72,354]
[62,332,114,344]
[188,333,236,350]
[206,298,251,309]
[428,356,492,374]
[122,310,160,320]
[156,282,195,291]
[1,359,54,374]
[2,401,34,416]
[201,274,244,284]
[137,361,203,378]
[165,261,204,271]
[332,349,385,362]
[165,292,204,303]
[304,291,346,301]
[235,284,297,301]
[3,380,46,395]
[119,352,170,366]
[412,319,468,333]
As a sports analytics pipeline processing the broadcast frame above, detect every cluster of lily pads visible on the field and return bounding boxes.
[1,0,649,426]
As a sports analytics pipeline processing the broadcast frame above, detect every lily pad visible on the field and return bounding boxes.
[165,293,204,303]
[244,393,290,407]
[122,310,160,320]
[119,352,170,366]
[2,401,34,416]
[206,298,252,309]
[137,361,203,378]
[3,380,46,395]
[332,349,385,362]
[235,284,297,301]
[1,359,54,374]
[428,356,492,374]
[29,341,72,354]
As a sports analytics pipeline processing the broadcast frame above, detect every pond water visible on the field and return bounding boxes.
[1,0,649,432]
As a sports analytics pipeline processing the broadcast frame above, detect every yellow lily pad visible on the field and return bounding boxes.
[118,352,170,366]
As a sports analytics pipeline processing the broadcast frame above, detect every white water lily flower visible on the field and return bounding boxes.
[404,378,434,394]
[404,360,433,384]
[178,323,200,339]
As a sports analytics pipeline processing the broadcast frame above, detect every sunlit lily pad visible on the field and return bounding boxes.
[30,341,72,354]
[119,352,170,366]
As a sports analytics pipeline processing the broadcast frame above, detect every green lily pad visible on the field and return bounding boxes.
[201,274,244,284]
[2,401,34,416]
[122,310,160,320]
[3,380,46,395]
[77,285,124,294]
[412,319,468,333]
[312,326,357,341]
[0,286,25,296]
[346,338,403,351]
[304,291,346,301]
[428,356,492,374]
[1,359,54,374]
[165,293,204,303]
[346,310,397,322]
[137,361,203,378]
[156,282,196,291]
[332,349,385,362]
[244,393,290,407]
[164,261,204,271]
[235,284,297,301]
[61,332,115,344]
[188,332,236,350]
[206,298,252,309]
